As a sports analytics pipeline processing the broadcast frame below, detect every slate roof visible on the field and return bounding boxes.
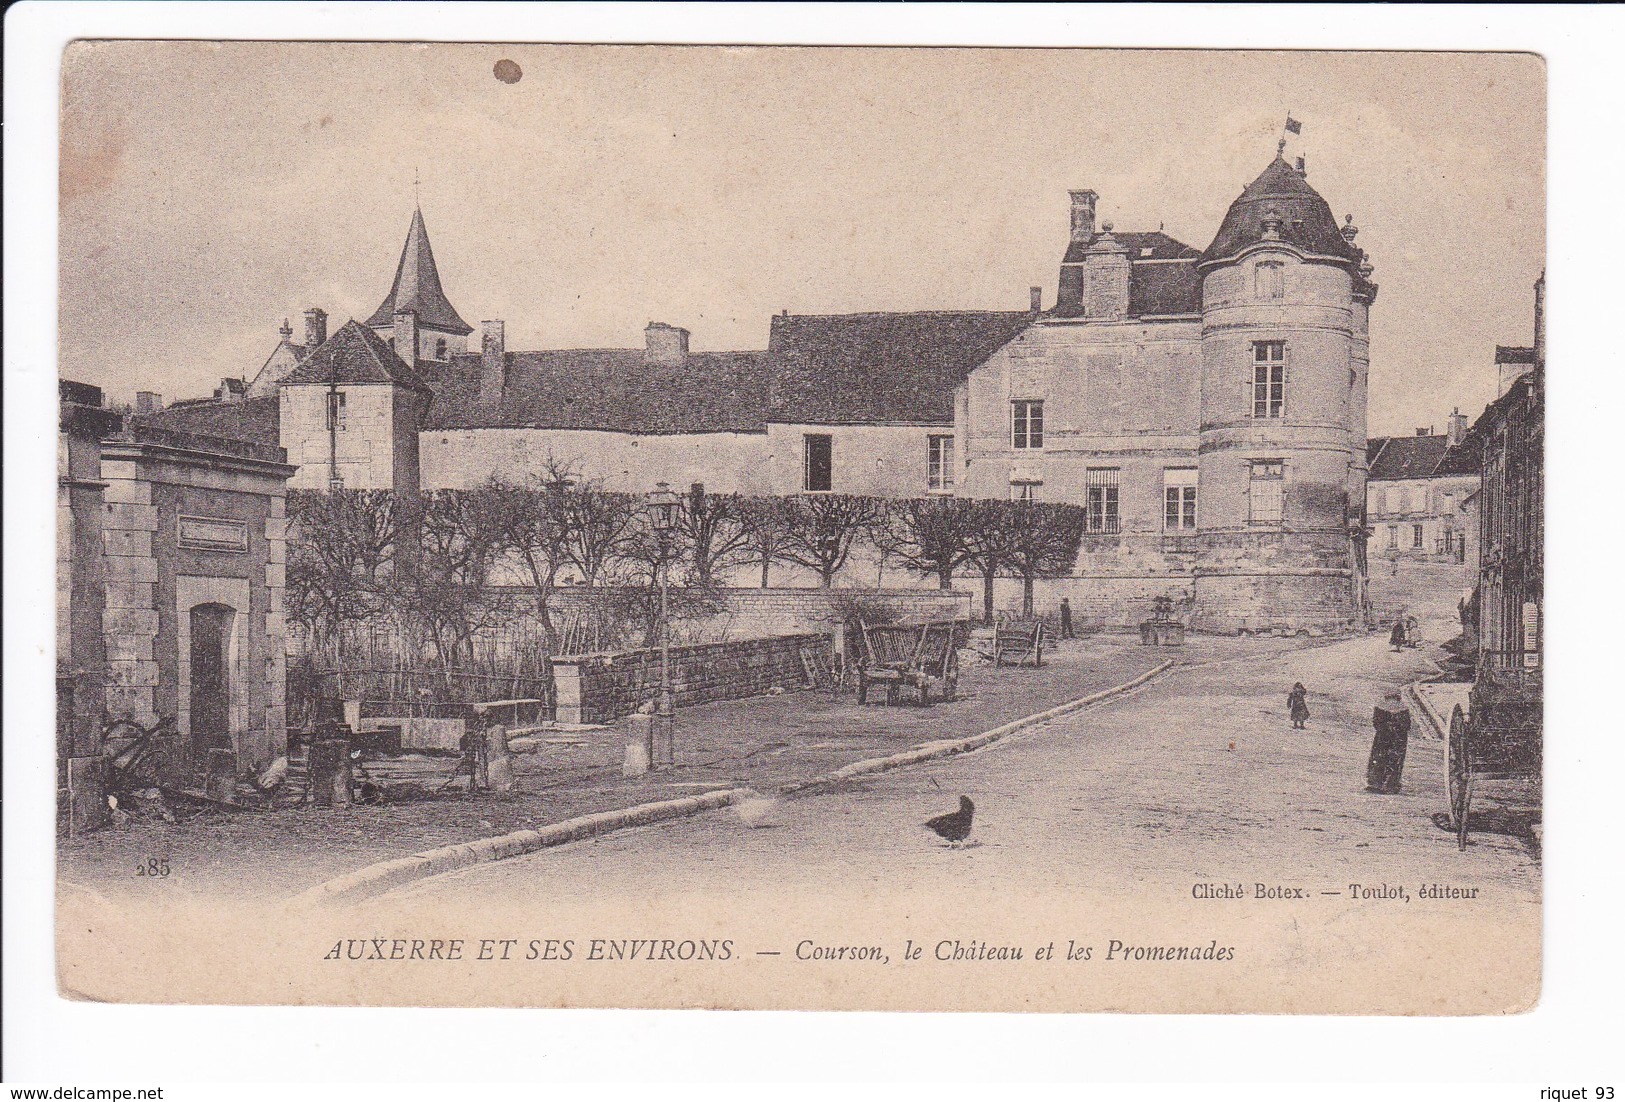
[133,394,282,450]
[1202,156,1361,265]
[1061,230,1201,266]
[282,320,435,393]
[765,310,1033,424]
[364,207,474,335]
[1055,230,1203,318]
[1366,434,1478,481]
[422,349,775,435]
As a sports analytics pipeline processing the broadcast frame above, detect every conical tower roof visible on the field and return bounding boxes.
[1201,155,1360,266]
[365,206,474,335]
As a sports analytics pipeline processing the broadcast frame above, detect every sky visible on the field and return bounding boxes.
[58,44,1544,435]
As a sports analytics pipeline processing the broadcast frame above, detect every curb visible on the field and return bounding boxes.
[294,658,1177,907]
[1407,680,1452,741]
[779,659,1177,795]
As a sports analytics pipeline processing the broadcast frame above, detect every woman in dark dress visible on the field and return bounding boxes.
[1366,691,1412,794]
[1287,683,1310,729]
[1389,617,1407,652]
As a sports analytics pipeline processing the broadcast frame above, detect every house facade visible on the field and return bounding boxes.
[1365,412,1478,565]
[148,147,1378,631]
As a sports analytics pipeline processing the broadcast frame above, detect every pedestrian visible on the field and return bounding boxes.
[1389,617,1406,652]
[1365,690,1412,794]
[1059,598,1074,640]
[1404,613,1421,649]
[1286,682,1310,729]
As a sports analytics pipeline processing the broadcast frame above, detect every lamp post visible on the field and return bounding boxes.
[645,481,682,770]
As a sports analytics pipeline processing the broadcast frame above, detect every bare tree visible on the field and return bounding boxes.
[396,487,514,670]
[1002,501,1090,618]
[487,459,579,639]
[780,493,887,588]
[884,496,981,590]
[735,495,798,588]
[285,488,398,647]
[679,483,754,588]
[962,499,1018,625]
[560,486,640,587]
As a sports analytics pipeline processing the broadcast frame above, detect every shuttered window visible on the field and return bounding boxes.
[1248,460,1284,525]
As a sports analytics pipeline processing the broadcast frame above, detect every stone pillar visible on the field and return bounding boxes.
[99,460,161,726]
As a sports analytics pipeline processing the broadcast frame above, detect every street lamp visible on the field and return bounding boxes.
[645,481,682,770]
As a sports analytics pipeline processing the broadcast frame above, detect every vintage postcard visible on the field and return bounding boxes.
[54,42,1544,1013]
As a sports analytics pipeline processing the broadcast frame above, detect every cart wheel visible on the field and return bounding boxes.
[1448,704,1472,850]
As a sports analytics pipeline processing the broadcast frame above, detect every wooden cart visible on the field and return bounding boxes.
[1446,654,1541,851]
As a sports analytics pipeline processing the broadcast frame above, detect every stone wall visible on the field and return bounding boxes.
[553,632,832,724]
[539,586,974,644]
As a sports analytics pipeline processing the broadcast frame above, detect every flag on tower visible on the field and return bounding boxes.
[1284,116,1302,135]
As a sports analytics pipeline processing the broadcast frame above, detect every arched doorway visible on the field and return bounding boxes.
[189,603,236,759]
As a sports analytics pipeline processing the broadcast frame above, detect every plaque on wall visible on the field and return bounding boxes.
[178,514,249,553]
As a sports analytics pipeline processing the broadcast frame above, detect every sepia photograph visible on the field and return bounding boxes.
[44,38,1548,1017]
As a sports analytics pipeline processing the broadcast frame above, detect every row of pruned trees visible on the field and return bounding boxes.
[287,464,1092,664]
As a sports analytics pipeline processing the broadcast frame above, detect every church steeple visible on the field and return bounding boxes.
[366,206,474,337]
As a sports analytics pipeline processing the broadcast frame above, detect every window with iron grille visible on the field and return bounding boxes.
[1163,468,1197,530]
[1248,460,1284,525]
[1086,468,1120,533]
[927,435,955,491]
[1252,342,1286,418]
[1412,523,1425,549]
[1387,525,1399,549]
[1012,399,1044,449]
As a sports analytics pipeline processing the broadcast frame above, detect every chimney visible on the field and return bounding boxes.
[1068,189,1098,243]
[135,391,163,415]
[279,318,293,342]
[393,311,418,370]
[1295,156,1307,176]
[303,308,328,351]
[480,320,506,405]
[1029,286,1043,313]
[644,322,690,365]
[216,377,245,404]
[1415,427,1431,437]
[1447,408,1468,446]
[1081,221,1130,321]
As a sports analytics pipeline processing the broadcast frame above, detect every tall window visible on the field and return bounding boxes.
[1412,523,1425,550]
[1012,399,1044,449]
[927,435,955,491]
[1252,342,1286,418]
[803,434,832,492]
[1255,261,1284,301]
[1387,525,1399,550]
[326,389,347,432]
[1248,460,1284,525]
[1086,468,1120,533]
[1163,468,1197,530]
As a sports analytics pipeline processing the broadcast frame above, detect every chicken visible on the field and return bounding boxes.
[925,796,975,846]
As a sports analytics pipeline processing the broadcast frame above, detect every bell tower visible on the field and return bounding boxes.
[366,206,474,365]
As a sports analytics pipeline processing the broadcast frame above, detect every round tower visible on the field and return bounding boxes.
[1191,154,1377,633]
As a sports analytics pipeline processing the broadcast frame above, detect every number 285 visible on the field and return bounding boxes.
[136,857,170,877]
